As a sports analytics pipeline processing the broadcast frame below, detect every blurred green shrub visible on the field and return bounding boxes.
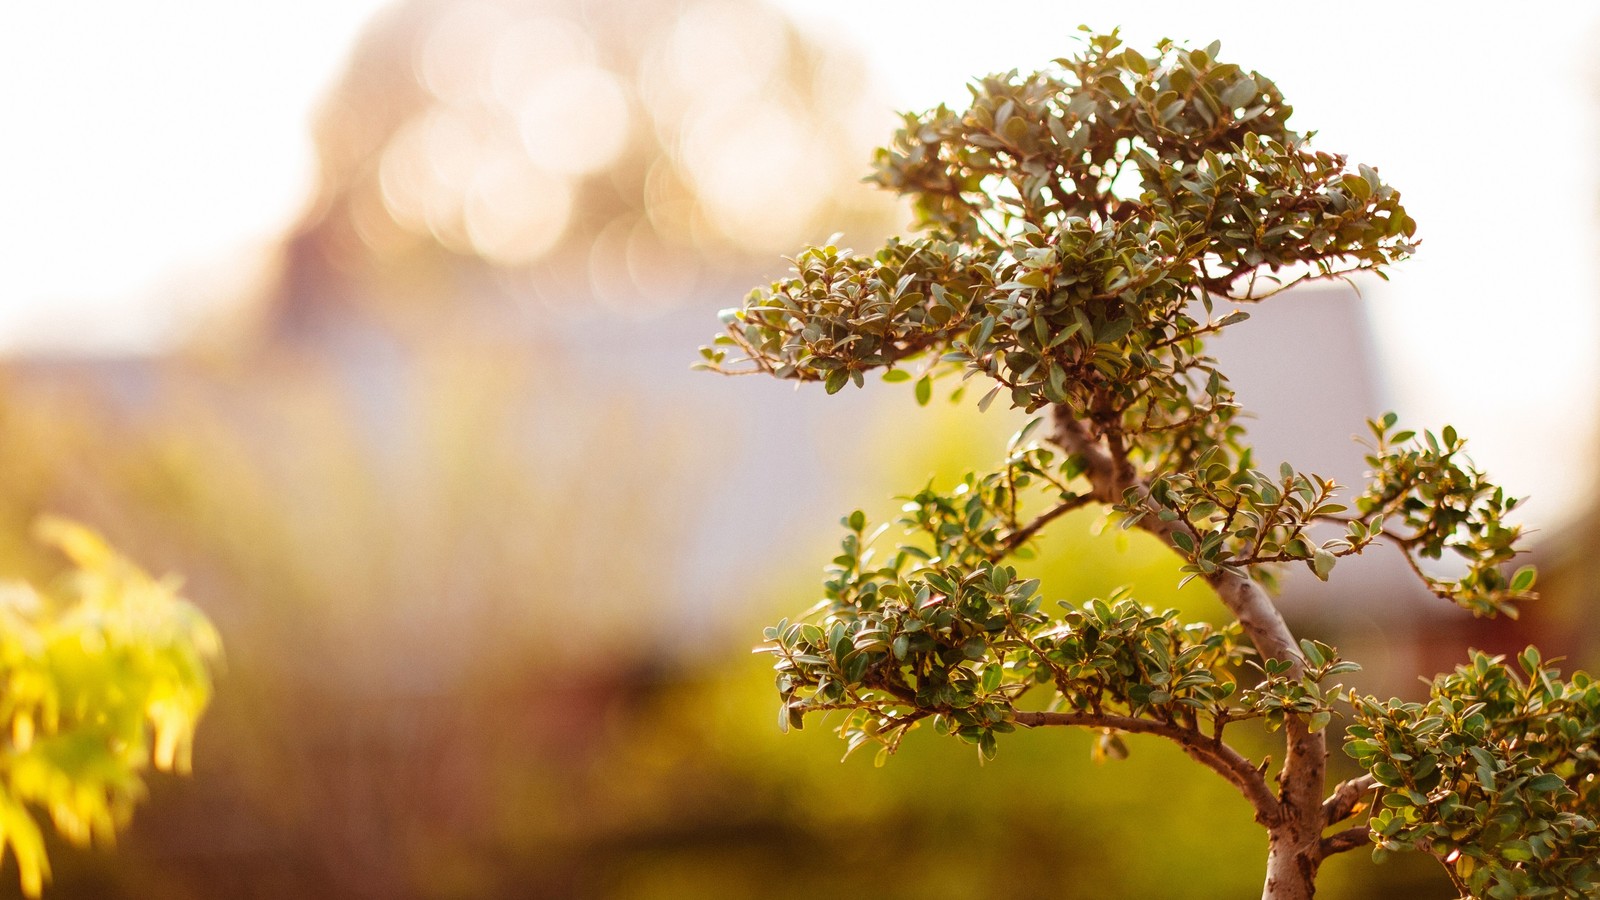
[0,518,219,897]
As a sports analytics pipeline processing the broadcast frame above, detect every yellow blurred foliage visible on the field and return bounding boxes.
[0,518,220,897]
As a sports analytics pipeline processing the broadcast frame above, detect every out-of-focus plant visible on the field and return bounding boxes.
[702,30,1594,899]
[0,0,896,892]
[0,518,220,898]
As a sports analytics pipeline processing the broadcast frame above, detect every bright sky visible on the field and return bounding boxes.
[1,0,1596,522]
[0,0,389,350]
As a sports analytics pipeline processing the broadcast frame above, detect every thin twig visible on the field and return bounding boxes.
[988,494,1096,561]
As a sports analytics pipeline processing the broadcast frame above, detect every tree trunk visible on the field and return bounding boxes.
[1262,712,1327,898]
[1262,829,1320,900]
[1050,404,1332,898]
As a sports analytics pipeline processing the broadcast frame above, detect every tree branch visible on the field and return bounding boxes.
[1208,566,1326,874]
[1045,400,1327,875]
[1049,406,1119,503]
[1319,825,1372,857]
[1206,577,1304,673]
[1322,774,1377,826]
[1012,710,1283,827]
[989,494,1095,561]
[1047,405,1305,671]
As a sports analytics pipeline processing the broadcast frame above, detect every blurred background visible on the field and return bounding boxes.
[0,1,1596,897]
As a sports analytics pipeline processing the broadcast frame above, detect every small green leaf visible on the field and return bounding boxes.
[1009,416,1044,449]
[1299,639,1327,668]
[1341,172,1372,201]
[1220,78,1256,110]
[1526,773,1565,793]
[1510,565,1536,593]
[1048,322,1083,348]
[1097,317,1134,344]
[1312,549,1336,581]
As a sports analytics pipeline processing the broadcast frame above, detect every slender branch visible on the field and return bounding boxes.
[1393,538,1433,583]
[1308,519,1460,600]
[1045,400,1327,874]
[1207,577,1303,673]
[1234,542,1369,567]
[1319,825,1372,857]
[989,494,1095,561]
[700,365,775,376]
[1247,490,1289,563]
[1048,404,1303,668]
[1310,513,1420,549]
[1148,317,1232,351]
[1013,710,1282,827]
[1136,407,1232,433]
[1026,464,1078,499]
[1322,774,1377,826]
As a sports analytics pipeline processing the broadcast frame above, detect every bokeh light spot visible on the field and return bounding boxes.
[681,100,826,251]
[463,158,573,266]
[515,65,631,177]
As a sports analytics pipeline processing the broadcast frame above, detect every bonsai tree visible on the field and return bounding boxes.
[0,519,220,897]
[698,31,1598,900]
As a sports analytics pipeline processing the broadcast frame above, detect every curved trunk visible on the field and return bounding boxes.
[1049,405,1331,898]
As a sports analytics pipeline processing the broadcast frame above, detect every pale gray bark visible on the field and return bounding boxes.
[1047,403,1327,899]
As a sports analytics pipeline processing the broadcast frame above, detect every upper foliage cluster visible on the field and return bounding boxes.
[0,519,220,898]
[698,31,1414,440]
